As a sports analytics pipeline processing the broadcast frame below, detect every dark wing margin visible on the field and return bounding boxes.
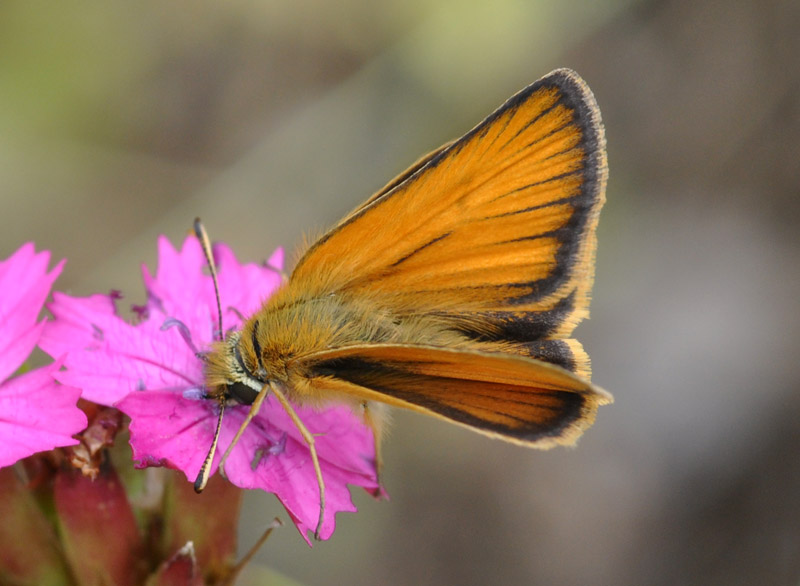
[297,344,612,447]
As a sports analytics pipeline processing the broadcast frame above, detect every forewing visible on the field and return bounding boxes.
[291,69,607,356]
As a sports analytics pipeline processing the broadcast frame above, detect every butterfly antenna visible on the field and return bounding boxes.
[194,218,223,341]
[194,399,225,492]
[193,219,226,493]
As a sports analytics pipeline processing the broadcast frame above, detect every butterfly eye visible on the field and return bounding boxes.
[233,340,255,376]
[227,381,259,405]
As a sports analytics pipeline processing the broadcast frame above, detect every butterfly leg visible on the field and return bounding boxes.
[218,381,272,476]
[362,401,386,497]
[269,380,326,540]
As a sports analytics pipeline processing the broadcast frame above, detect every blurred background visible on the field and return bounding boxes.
[2,0,799,584]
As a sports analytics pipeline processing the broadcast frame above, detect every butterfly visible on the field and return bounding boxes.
[194,68,611,539]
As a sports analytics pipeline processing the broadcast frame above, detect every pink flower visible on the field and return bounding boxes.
[40,236,381,543]
[0,244,86,468]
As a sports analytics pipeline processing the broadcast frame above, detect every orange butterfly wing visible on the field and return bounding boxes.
[297,344,612,447]
[291,69,607,379]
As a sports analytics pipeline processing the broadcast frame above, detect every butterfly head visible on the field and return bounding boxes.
[204,328,266,406]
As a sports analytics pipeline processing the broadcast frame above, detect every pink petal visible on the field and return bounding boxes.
[0,322,46,384]
[119,391,216,474]
[141,237,282,334]
[142,237,216,322]
[0,363,86,467]
[39,293,117,360]
[0,244,64,381]
[43,234,380,542]
[220,402,379,543]
[118,389,379,544]
[41,293,200,406]
[266,247,284,272]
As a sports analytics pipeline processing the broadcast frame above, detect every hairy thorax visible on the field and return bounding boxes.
[201,282,499,403]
